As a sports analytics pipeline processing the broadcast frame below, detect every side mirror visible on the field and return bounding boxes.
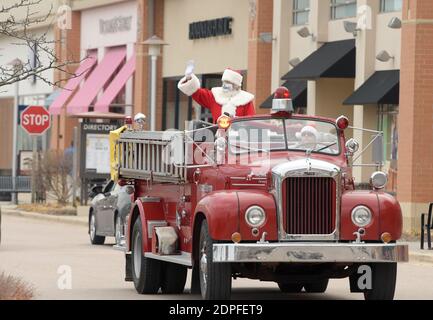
[89,185,102,198]
[345,138,360,155]
[215,136,227,165]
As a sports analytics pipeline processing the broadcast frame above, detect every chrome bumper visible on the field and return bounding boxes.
[212,242,409,263]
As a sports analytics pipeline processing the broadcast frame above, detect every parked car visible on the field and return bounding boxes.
[88,180,134,246]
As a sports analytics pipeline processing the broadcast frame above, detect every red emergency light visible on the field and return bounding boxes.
[336,115,349,130]
[272,87,294,116]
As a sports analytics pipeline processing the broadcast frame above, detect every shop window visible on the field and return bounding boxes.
[380,0,402,12]
[293,0,310,26]
[331,0,357,20]
[378,104,398,194]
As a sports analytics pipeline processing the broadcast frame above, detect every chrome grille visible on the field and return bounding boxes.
[284,177,336,235]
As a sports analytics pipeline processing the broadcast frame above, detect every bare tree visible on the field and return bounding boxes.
[0,0,81,89]
[37,150,73,206]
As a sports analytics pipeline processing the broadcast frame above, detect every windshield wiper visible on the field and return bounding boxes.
[232,143,270,153]
[313,142,337,153]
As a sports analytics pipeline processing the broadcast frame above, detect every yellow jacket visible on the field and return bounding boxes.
[109,125,127,181]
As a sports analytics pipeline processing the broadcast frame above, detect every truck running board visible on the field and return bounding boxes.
[145,252,192,267]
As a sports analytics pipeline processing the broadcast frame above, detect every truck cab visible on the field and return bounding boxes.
[118,87,408,300]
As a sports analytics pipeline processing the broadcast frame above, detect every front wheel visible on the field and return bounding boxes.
[198,220,232,300]
[364,263,397,300]
[89,212,105,245]
[131,217,162,294]
[304,279,329,293]
[277,282,303,293]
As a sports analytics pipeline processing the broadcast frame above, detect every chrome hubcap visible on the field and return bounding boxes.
[199,240,208,292]
[133,232,141,278]
[90,215,96,240]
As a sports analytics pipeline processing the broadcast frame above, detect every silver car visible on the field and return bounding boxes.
[88,180,133,246]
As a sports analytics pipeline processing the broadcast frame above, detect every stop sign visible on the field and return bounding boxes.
[21,105,51,135]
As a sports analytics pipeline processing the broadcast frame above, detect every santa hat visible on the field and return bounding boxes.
[296,126,319,140]
[222,68,243,87]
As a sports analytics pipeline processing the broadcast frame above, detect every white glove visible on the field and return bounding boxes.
[185,60,195,80]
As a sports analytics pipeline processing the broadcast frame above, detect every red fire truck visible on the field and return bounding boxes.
[115,88,408,300]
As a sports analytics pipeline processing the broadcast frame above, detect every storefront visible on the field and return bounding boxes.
[162,0,250,128]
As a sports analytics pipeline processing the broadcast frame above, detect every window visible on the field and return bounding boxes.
[380,0,402,12]
[293,0,310,26]
[331,0,357,20]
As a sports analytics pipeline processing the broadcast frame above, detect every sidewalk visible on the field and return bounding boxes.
[0,203,87,227]
[1,202,433,265]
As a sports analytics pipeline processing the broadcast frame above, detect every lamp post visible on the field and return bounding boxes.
[143,35,167,131]
[8,58,23,204]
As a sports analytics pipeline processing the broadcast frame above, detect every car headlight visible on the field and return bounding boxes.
[351,206,372,227]
[370,171,388,190]
[245,206,266,227]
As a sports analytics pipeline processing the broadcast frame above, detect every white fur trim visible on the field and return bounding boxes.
[222,69,243,87]
[211,87,254,107]
[178,74,201,96]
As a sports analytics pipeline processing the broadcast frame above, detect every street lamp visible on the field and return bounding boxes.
[143,35,168,131]
[7,58,23,204]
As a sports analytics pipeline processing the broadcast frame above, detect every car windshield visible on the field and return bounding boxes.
[228,118,340,156]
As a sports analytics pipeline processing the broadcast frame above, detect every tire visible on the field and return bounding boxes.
[277,282,303,293]
[131,217,162,294]
[304,279,329,293]
[114,214,122,246]
[89,211,105,245]
[198,220,232,300]
[161,262,188,294]
[364,263,397,301]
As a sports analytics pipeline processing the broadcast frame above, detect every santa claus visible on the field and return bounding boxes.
[177,68,256,121]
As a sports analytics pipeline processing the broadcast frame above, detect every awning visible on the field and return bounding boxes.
[49,53,97,115]
[260,80,308,109]
[343,70,400,105]
[67,47,126,114]
[94,53,136,112]
[282,39,356,80]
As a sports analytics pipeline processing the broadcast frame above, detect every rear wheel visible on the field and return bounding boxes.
[89,212,105,245]
[161,262,187,294]
[364,263,397,300]
[198,220,232,300]
[277,282,303,293]
[304,279,329,293]
[131,217,162,294]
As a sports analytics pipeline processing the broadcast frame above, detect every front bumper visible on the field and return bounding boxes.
[213,242,409,263]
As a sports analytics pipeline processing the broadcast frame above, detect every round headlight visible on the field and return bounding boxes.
[245,206,266,227]
[370,171,388,190]
[351,206,372,227]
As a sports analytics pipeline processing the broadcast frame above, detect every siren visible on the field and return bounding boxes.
[272,87,294,116]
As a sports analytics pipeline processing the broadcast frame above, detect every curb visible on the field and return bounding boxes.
[409,251,433,265]
[1,208,87,227]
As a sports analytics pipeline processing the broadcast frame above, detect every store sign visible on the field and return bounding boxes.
[99,16,133,34]
[189,17,233,40]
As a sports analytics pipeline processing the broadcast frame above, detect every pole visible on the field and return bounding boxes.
[150,54,157,131]
[11,81,19,204]
[31,136,37,203]
[72,126,78,207]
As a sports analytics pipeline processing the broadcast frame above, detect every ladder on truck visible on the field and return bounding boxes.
[117,130,187,184]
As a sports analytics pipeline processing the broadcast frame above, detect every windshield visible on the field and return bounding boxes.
[228,118,340,156]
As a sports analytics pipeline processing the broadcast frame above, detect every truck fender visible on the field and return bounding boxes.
[193,191,240,241]
[127,198,165,252]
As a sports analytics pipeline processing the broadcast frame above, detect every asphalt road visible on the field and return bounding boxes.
[1,214,433,300]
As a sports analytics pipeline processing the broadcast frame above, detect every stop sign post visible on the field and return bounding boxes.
[21,105,51,135]
[20,106,51,204]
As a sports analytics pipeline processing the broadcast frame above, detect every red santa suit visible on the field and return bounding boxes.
[177,69,256,122]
